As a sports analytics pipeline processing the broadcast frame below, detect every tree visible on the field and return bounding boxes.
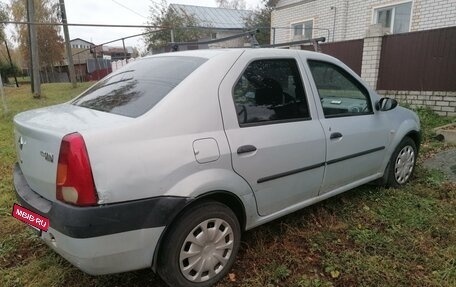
[144,0,208,52]
[0,61,20,84]
[216,0,246,10]
[10,0,64,82]
[245,0,279,45]
[0,2,8,41]
[0,2,15,84]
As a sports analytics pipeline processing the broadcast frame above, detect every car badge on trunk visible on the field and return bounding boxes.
[18,136,26,151]
[40,151,54,163]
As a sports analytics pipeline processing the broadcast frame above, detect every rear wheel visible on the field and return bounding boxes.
[157,200,241,287]
[386,137,417,187]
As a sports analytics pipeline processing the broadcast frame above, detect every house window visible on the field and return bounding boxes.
[375,2,412,34]
[292,20,313,40]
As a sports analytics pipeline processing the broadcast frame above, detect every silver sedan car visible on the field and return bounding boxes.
[13,48,420,287]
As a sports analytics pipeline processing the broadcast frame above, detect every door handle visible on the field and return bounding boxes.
[237,145,257,154]
[330,132,343,140]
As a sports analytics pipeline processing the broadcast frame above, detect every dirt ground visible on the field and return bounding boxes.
[424,149,456,181]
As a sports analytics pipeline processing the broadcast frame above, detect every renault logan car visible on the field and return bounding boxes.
[13,49,420,287]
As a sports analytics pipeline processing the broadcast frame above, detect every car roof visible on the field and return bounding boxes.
[144,48,326,60]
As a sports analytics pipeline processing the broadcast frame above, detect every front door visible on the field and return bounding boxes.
[306,59,390,193]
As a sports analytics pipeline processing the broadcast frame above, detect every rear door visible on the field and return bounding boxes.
[219,51,326,216]
[304,58,390,194]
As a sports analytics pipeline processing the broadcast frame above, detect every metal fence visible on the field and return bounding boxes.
[301,39,364,75]
[377,26,456,91]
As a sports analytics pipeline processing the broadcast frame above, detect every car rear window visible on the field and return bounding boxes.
[72,56,207,117]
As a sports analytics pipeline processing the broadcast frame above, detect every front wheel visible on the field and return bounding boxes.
[157,200,241,287]
[386,137,417,187]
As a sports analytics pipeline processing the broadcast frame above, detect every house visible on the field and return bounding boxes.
[271,0,456,44]
[68,38,95,65]
[57,38,95,81]
[101,46,138,61]
[157,4,252,52]
[62,38,114,81]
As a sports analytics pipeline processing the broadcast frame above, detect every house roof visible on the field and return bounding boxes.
[169,4,252,29]
[102,46,134,54]
[70,38,94,45]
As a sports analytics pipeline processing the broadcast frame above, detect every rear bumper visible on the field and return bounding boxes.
[13,163,191,274]
[41,225,165,275]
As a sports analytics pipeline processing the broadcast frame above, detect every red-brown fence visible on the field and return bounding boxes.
[301,39,364,75]
[377,26,456,91]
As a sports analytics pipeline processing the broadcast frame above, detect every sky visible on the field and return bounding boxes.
[2,0,263,51]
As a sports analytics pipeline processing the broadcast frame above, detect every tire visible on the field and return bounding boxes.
[157,200,241,287]
[385,137,417,188]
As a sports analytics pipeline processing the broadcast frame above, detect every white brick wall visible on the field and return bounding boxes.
[361,36,383,88]
[272,0,456,43]
[377,90,456,116]
[272,0,344,44]
[412,0,456,31]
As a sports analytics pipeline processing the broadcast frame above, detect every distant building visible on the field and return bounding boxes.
[60,38,96,81]
[62,38,113,81]
[152,4,252,53]
[101,46,138,61]
[68,38,95,65]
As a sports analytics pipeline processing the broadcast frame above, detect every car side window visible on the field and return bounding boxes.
[308,60,373,118]
[232,59,310,126]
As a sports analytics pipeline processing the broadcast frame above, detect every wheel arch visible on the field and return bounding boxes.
[151,190,247,271]
[405,130,421,153]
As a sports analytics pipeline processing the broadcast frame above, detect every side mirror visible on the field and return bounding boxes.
[376,97,398,111]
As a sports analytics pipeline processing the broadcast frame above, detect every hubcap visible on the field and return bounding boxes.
[394,145,415,184]
[179,218,234,283]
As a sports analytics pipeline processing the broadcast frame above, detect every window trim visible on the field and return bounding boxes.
[306,59,375,119]
[239,117,312,128]
[290,18,314,40]
[231,58,313,128]
[372,0,413,34]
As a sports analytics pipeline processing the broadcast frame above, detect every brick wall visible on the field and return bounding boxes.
[361,36,382,88]
[377,90,456,116]
[272,0,456,43]
[272,0,347,43]
[412,0,456,31]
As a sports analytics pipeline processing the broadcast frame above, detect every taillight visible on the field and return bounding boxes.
[56,133,98,206]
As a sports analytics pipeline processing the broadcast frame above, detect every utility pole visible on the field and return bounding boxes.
[28,0,41,98]
[26,0,33,92]
[122,38,127,63]
[0,75,7,114]
[59,0,76,88]
[4,40,19,87]
[93,47,101,80]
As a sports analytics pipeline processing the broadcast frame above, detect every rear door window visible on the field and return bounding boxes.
[72,56,206,117]
[232,59,311,126]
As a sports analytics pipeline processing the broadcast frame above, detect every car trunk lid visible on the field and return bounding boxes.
[14,103,131,202]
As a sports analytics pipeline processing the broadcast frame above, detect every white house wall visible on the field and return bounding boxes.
[411,0,456,31]
[272,0,456,43]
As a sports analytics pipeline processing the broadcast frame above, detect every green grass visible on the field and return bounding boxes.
[0,84,455,287]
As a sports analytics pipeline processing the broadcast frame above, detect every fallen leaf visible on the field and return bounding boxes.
[228,273,236,282]
[330,270,340,278]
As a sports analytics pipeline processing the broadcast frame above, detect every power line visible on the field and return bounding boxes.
[110,0,148,19]
[0,20,236,32]
[1,20,160,28]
